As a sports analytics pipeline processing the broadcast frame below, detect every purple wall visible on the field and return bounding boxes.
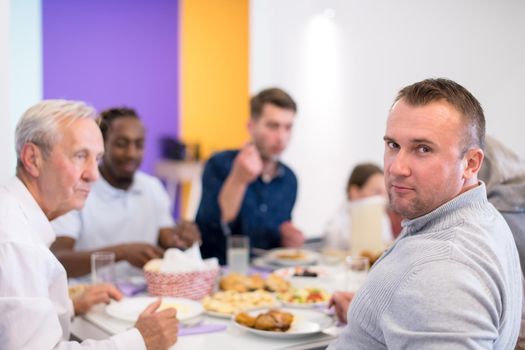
[43,0,180,175]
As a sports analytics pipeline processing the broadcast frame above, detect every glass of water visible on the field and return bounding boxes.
[227,235,249,274]
[91,251,115,284]
[345,255,370,292]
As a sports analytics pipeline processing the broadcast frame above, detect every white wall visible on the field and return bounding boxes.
[250,0,525,238]
[0,0,12,183]
[0,0,42,183]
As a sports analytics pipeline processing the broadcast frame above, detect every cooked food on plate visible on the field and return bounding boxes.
[264,273,290,293]
[235,309,294,332]
[220,273,265,292]
[219,272,290,293]
[277,288,330,305]
[274,249,307,260]
[293,267,318,277]
[359,249,382,266]
[202,290,277,315]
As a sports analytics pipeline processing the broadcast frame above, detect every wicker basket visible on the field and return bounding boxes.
[144,267,219,300]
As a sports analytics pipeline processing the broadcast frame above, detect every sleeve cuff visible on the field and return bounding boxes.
[110,328,146,350]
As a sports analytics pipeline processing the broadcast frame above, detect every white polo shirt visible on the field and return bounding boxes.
[52,171,174,276]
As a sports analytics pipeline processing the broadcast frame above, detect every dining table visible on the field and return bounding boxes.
[71,251,351,350]
[72,309,341,350]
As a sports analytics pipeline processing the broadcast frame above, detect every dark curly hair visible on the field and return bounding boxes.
[98,107,140,140]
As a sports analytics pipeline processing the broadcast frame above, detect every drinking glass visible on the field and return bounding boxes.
[91,251,116,284]
[227,235,249,274]
[345,256,370,292]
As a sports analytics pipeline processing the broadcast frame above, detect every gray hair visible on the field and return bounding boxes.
[15,100,97,167]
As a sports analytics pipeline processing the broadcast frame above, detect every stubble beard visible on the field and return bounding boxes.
[388,190,428,220]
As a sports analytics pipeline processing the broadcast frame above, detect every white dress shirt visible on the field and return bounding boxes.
[51,171,174,278]
[0,177,146,350]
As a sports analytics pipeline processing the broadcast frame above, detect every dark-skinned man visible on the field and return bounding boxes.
[51,107,200,278]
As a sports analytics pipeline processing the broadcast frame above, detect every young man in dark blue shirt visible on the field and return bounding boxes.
[196,88,304,264]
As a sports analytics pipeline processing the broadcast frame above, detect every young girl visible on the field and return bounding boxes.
[323,163,394,252]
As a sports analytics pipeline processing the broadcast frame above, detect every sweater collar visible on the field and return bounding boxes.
[402,182,490,236]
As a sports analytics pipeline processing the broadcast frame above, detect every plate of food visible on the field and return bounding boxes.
[265,248,320,267]
[202,290,279,318]
[276,288,331,308]
[105,296,203,322]
[219,272,290,293]
[232,307,334,339]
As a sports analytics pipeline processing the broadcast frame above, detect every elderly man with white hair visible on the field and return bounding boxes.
[0,100,178,350]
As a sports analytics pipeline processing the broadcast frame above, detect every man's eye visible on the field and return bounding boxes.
[387,141,399,149]
[75,153,87,160]
[417,145,431,153]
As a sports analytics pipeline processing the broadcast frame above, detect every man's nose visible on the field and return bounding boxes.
[277,127,290,143]
[82,156,100,182]
[388,151,411,177]
[124,144,141,159]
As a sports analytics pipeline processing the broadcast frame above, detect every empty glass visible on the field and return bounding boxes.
[91,251,115,284]
[345,256,370,292]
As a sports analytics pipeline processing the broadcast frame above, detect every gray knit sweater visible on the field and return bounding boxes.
[328,183,522,349]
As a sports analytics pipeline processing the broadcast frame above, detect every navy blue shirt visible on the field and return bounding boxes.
[196,150,298,264]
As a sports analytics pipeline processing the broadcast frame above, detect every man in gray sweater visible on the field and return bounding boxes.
[329,78,522,349]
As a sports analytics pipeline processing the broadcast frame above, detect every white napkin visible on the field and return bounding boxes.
[145,243,218,273]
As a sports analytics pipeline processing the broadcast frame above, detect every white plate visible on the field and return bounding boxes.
[265,248,320,267]
[274,266,332,290]
[232,307,334,339]
[105,297,203,322]
[277,299,328,309]
[204,301,282,319]
[205,310,234,319]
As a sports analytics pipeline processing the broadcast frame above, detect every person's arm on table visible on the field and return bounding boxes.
[50,237,164,278]
[68,294,178,350]
[328,291,355,324]
[0,243,151,350]
[72,283,123,316]
[279,221,305,247]
[158,221,201,250]
[134,299,179,350]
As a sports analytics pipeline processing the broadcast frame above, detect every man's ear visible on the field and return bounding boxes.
[463,148,484,180]
[19,143,43,177]
[247,119,255,136]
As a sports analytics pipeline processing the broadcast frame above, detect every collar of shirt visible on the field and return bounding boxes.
[402,181,489,236]
[96,174,143,200]
[7,176,56,247]
[260,162,286,183]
